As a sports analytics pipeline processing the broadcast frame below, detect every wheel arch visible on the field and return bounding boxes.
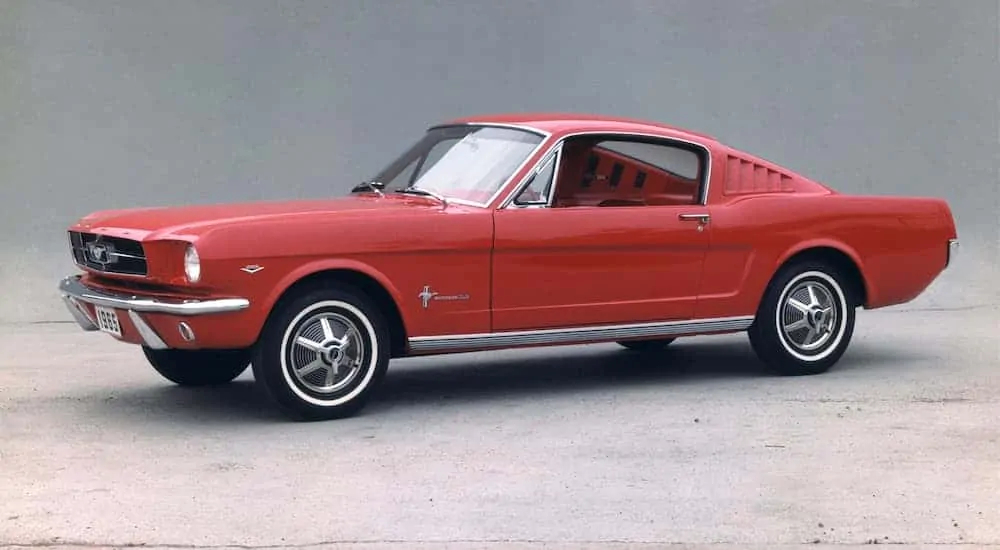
[261,260,410,358]
[771,241,870,308]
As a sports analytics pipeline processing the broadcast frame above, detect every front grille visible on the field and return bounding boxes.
[69,231,148,276]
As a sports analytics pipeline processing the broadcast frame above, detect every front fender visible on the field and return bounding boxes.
[261,257,411,329]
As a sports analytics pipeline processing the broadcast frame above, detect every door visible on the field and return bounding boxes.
[490,136,712,332]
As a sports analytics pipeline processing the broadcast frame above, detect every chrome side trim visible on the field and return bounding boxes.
[407,315,754,353]
[946,238,959,269]
[127,310,168,349]
[496,129,714,210]
[58,275,250,316]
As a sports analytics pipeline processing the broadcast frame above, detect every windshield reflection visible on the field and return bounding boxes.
[368,125,545,205]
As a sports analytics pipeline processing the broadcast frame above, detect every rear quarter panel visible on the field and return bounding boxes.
[696,192,957,319]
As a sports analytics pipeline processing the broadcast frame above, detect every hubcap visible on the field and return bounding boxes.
[780,279,839,353]
[287,312,365,394]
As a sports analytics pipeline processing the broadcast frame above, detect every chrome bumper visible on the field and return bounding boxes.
[58,275,250,349]
[946,238,959,269]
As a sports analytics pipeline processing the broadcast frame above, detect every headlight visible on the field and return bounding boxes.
[184,244,201,283]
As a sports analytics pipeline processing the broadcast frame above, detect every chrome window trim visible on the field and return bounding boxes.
[411,122,552,209]
[505,142,563,209]
[407,315,754,353]
[497,130,713,210]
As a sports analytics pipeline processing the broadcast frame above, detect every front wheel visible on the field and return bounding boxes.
[142,347,251,386]
[251,283,391,421]
[748,260,856,376]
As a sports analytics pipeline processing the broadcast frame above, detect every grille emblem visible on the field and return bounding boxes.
[86,242,114,264]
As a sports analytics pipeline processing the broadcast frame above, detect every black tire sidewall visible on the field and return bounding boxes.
[252,284,390,420]
[142,347,251,386]
[750,261,856,375]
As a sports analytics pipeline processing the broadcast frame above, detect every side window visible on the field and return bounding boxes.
[552,138,704,207]
[513,151,558,206]
[598,140,701,181]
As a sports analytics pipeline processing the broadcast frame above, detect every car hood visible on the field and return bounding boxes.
[71,195,447,241]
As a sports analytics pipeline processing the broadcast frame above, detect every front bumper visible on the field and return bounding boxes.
[946,238,959,269]
[58,275,250,349]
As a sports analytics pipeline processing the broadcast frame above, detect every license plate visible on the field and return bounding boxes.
[94,305,122,337]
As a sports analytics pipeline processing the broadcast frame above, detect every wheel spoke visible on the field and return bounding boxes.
[295,336,324,353]
[785,318,809,332]
[807,284,819,307]
[325,363,338,385]
[320,317,335,341]
[297,359,325,376]
[788,298,810,313]
[334,326,356,348]
[802,327,818,346]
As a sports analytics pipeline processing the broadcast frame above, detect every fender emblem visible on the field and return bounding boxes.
[418,285,469,309]
[418,285,439,309]
[240,265,264,274]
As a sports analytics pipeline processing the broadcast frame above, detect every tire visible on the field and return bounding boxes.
[616,337,676,351]
[251,283,391,421]
[142,347,251,386]
[748,260,857,376]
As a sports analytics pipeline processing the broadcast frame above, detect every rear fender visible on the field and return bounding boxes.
[769,239,873,307]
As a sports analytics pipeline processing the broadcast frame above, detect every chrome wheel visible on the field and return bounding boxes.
[255,285,391,421]
[780,279,839,352]
[749,261,857,376]
[287,312,365,394]
[772,270,849,363]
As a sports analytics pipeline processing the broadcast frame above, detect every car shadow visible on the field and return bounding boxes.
[372,341,763,406]
[364,338,916,412]
[82,336,926,425]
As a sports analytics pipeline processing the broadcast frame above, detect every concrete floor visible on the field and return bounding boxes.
[1,305,998,549]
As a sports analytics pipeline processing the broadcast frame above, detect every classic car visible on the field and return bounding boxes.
[58,113,959,420]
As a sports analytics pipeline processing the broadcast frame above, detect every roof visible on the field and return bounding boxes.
[443,112,718,144]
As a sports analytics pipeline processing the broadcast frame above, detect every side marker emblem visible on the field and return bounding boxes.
[418,285,469,309]
[418,285,439,309]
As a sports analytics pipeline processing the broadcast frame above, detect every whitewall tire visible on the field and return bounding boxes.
[748,260,857,376]
[252,283,390,420]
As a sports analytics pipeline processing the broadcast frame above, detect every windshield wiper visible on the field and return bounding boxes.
[394,186,447,206]
[351,180,385,195]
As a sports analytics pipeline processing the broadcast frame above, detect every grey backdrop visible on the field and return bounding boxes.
[2,0,997,324]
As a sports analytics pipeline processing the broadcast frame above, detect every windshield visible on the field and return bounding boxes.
[367,124,545,205]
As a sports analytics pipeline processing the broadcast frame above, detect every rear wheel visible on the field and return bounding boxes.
[251,283,391,421]
[748,260,856,376]
[616,337,676,351]
[142,347,251,386]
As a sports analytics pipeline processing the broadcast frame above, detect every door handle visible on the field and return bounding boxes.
[678,213,710,223]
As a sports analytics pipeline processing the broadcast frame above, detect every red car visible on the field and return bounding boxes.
[58,113,959,420]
